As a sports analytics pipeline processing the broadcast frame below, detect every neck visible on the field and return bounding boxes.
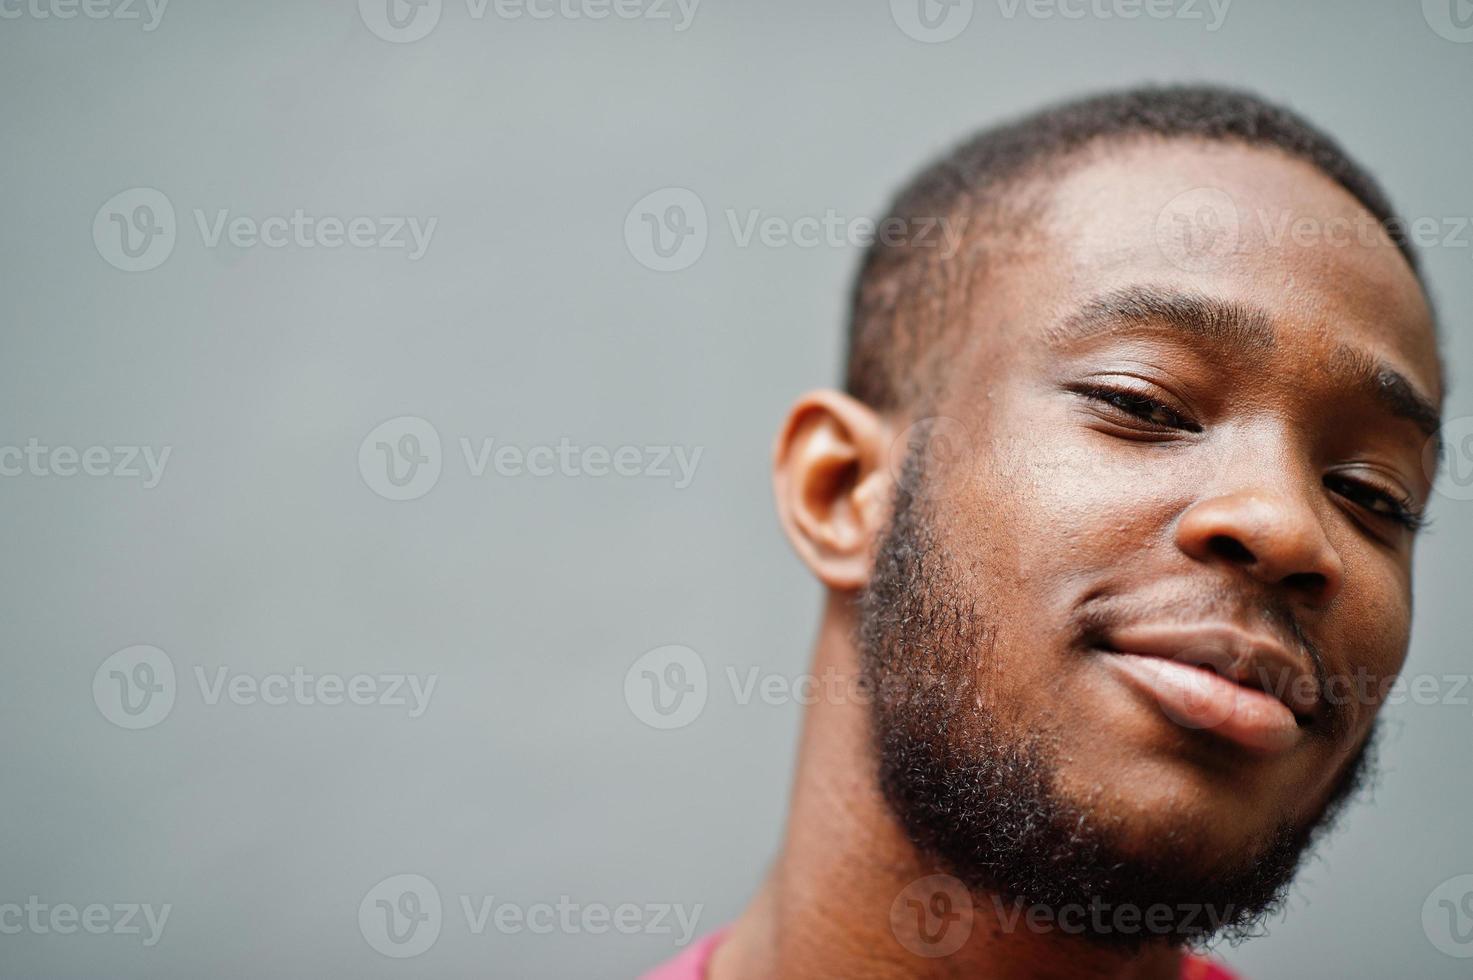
[710,593,1184,980]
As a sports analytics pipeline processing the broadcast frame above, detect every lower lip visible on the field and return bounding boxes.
[1100,651,1303,754]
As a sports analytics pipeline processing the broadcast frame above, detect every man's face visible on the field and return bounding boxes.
[862,140,1441,935]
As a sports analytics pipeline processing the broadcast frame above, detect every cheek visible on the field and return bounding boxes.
[953,423,1179,583]
[926,421,1172,715]
[931,428,1127,592]
[1324,555,1412,722]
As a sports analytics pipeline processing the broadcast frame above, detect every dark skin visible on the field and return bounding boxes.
[713,140,1443,979]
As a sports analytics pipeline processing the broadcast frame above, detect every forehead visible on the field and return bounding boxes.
[994,139,1442,401]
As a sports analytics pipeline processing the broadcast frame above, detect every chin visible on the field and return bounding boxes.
[1083,782,1285,870]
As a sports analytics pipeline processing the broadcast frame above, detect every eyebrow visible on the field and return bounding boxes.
[1327,343,1444,456]
[1045,284,1443,454]
[1045,286,1278,353]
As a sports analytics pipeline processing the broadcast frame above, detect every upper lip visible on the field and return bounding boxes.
[1101,622,1322,722]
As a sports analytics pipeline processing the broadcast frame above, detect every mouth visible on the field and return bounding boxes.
[1094,622,1322,755]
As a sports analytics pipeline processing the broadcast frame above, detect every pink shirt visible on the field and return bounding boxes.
[641,928,1243,979]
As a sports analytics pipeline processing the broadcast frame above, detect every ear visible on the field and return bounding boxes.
[772,390,895,591]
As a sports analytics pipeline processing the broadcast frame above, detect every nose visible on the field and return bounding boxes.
[1174,488,1345,607]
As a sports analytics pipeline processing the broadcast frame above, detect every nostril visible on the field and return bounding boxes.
[1282,571,1327,595]
[1207,534,1255,564]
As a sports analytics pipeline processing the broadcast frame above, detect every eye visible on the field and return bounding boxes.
[1323,473,1427,532]
[1073,383,1202,433]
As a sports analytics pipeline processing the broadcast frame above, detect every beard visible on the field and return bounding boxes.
[857,442,1376,952]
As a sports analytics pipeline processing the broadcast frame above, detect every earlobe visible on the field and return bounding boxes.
[772,390,895,591]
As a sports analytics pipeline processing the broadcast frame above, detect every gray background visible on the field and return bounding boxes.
[2,0,1470,976]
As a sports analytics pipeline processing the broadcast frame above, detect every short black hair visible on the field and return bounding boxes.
[844,84,1423,412]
